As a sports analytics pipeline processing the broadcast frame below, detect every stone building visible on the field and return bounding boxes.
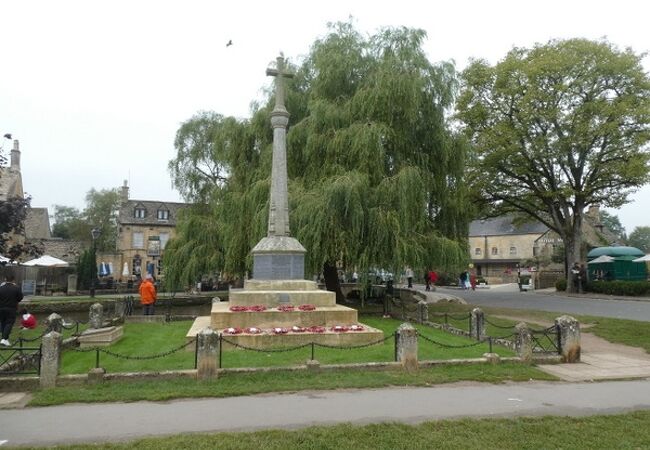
[112,181,189,281]
[1,140,84,264]
[469,207,619,284]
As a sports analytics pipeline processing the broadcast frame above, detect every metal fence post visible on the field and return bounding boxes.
[218,333,223,368]
[194,336,199,370]
[311,342,315,361]
[95,348,100,369]
[394,331,398,362]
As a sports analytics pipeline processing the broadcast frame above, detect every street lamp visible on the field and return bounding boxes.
[90,228,101,297]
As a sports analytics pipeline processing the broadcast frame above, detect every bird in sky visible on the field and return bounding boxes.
[226,40,233,47]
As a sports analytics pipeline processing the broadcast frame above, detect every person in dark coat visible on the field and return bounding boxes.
[0,275,24,346]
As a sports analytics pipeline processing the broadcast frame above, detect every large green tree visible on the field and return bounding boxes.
[50,189,120,251]
[51,205,88,240]
[628,226,650,253]
[166,23,471,298]
[456,38,650,291]
[599,210,627,243]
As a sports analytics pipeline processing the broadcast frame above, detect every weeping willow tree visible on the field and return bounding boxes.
[165,22,472,298]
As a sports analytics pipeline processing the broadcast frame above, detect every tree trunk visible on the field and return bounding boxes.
[323,261,345,304]
[564,215,584,293]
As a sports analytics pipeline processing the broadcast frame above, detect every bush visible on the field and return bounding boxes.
[585,280,650,296]
[555,278,567,291]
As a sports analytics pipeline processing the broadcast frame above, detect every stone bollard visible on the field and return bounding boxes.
[40,331,62,388]
[89,303,104,329]
[46,313,63,333]
[114,300,126,319]
[515,322,533,363]
[471,308,486,341]
[396,323,418,371]
[418,300,429,323]
[88,367,106,384]
[555,315,581,363]
[197,327,220,380]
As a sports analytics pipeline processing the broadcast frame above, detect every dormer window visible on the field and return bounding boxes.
[157,209,170,220]
[134,207,146,219]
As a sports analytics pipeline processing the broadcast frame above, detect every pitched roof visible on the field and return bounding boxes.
[25,208,52,240]
[0,167,23,201]
[469,216,548,237]
[118,199,190,226]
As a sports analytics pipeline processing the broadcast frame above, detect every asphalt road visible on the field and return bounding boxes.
[437,284,650,322]
[1,381,650,447]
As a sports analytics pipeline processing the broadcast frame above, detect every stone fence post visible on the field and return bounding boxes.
[40,331,62,388]
[515,322,532,363]
[471,307,485,340]
[197,327,220,380]
[555,315,581,363]
[46,313,63,333]
[396,323,418,371]
[418,300,428,323]
[89,303,103,329]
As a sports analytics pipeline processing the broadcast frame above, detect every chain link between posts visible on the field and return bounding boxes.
[72,338,197,360]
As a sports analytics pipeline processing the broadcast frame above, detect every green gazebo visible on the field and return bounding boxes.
[586,246,647,281]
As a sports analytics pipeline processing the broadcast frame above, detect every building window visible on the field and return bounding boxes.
[509,246,517,255]
[160,232,170,249]
[134,208,146,219]
[133,232,144,249]
[491,247,498,255]
[474,247,482,256]
[132,255,142,277]
[157,209,169,220]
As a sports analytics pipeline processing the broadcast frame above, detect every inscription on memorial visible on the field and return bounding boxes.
[254,254,304,280]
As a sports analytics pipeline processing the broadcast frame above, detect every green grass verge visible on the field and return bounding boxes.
[38,411,650,449]
[30,362,554,406]
[59,317,515,374]
[424,302,650,354]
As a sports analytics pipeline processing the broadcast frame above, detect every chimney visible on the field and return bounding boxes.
[587,204,600,220]
[120,180,129,204]
[10,140,20,171]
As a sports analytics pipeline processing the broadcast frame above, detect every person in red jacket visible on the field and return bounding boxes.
[139,274,157,315]
[20,309,37,329]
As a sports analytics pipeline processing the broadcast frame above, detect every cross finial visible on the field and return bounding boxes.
[266,55,294,111]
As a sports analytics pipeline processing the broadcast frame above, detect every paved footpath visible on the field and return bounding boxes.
[1,380,650,447]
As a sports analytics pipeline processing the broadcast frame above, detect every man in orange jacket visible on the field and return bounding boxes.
[139,274,157,315]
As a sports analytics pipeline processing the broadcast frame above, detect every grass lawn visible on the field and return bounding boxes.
[30,361,554,406]
[58,317,515,374]
[423,301,650,354]
[37,411,650,449]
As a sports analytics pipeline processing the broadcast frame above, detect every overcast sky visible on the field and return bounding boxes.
[1,0,648,232]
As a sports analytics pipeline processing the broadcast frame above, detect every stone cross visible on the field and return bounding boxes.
[265,55,294,237]
[266,55,294,113]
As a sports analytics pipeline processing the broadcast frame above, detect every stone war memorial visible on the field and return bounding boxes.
[188,55,383,347]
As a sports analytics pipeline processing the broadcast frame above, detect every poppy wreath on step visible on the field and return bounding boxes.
[307,326,326,333]
[272,327,289,334]
[291,325,306,333]
[244,327,263,334]
[298,304,316,311]
[277,305,295,312]
[229,306,248,312]
[330,325,349,332]
[349,325,364,331]
[248,305,267,312]
[223,327,243,335]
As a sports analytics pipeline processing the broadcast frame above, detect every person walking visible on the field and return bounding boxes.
[139,273,157,316]
[405,267,414,289]
[0,275,24,346]
[424,271,431,291]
